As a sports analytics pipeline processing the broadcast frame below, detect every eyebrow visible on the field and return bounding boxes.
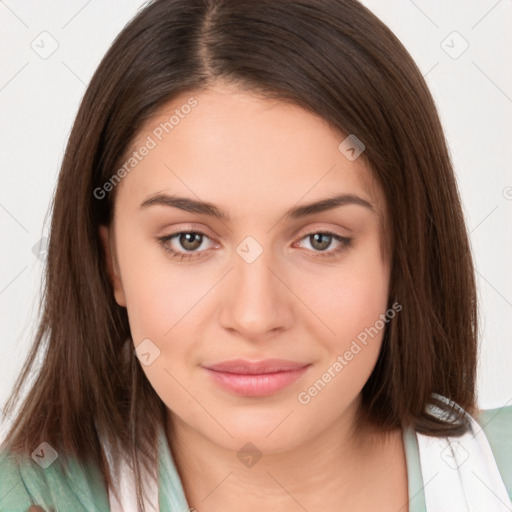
[139,192,374,220]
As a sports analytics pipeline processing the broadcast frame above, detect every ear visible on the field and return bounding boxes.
[99,225,127,307]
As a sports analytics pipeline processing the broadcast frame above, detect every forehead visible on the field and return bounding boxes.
[116,84,385,220]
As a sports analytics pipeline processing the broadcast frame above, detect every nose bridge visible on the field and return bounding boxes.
[221,235,291,336]
[234,235,280,309]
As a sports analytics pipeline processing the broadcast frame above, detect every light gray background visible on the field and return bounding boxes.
[1,1,511,434]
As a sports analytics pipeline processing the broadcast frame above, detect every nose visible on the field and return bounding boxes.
[219,242,294,340]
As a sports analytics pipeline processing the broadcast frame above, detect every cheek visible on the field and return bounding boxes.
[115,229,204,342]
[299,237,390,345]
[115,238,202,413]
[296,238,390,387]
[113,230,210,398]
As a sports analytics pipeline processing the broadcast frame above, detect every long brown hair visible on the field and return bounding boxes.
[1,0,478,509]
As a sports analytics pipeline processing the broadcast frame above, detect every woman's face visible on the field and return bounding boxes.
[100,83,392,453]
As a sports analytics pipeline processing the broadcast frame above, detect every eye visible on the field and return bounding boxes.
[157,229,353,262]
[158,230,216,261]
[295,231,353,258]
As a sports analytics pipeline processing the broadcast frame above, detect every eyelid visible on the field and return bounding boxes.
[158,223,349,246]
[156,222,216,237]
[294,222,352,237]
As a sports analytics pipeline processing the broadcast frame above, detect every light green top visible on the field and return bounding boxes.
[1,405,511,511]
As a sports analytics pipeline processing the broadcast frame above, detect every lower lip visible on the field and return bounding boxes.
[204,366,310,397]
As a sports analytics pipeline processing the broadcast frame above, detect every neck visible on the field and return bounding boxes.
[165,398,407,512]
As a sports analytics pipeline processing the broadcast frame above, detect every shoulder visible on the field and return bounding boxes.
[0,447,110,512]
[0,450,35,511]
[473,404,512,499]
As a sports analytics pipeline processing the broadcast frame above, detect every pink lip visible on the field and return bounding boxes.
[202,359,311,397]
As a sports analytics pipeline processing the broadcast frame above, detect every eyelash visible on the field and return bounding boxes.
[157,229,353,262]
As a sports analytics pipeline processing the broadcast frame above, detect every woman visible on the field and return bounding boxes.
[1,0,511,511]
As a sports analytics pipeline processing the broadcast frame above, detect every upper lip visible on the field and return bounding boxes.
[202,359,310,375]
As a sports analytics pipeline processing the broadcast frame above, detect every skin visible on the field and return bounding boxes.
[100,82,409,511]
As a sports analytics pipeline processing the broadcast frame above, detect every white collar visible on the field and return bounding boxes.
[417,395,511,511]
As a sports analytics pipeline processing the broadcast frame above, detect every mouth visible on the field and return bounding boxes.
[202,359,312,397]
